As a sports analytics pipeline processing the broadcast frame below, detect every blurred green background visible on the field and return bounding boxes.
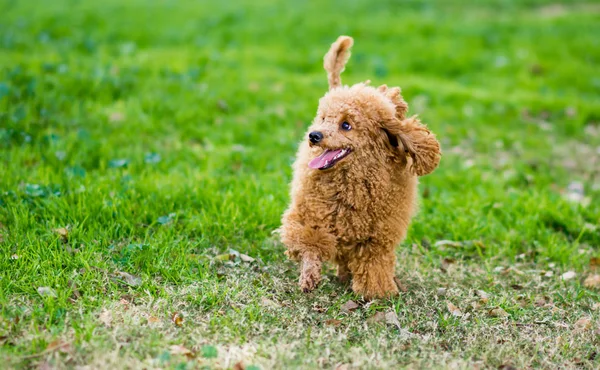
[1,0,599,368]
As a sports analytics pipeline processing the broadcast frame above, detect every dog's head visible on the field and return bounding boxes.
[306,36,441,176]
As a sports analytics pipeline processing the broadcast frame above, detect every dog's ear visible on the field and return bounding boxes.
[324,36,353,90]
[382,116,441,176]
[377,85,408,120]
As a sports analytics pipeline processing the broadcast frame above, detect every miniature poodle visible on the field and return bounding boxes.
[279,36,441,299]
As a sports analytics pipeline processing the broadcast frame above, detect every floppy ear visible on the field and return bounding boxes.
[383,116,441,176]
[377,85,408,120]
[324,36,354,90]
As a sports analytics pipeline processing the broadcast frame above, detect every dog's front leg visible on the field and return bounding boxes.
[280,210,337,294]
[299,252,322,293]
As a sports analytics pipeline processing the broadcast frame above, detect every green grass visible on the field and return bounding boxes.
[1,0,599,368]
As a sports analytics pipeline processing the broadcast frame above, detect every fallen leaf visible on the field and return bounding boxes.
[53,227,68,241]
[447,301,462,317]
[18,339,71,360]
[489,307,509,317]
[555,335,563,346]
[471,301,483,310]
[68,280,81,302]
[98,310,113,328]
[233,362,245,370]
[368,310,414,337]
[335,364,350,370]
[561,271,576,281]
[498,364,517,370]
[551,306,564,314]
[593,303,600,311]
[503,267,524,276]
[171,312,184,327]
[534,296,549,307]
[437,288,447,296]
[574,317,592,331]
[38,362,52,370]
[384,310,401,329]
[475,290,489,302]
[340,300,359,313]
[434,240,463,248]
[46,340,71,354]
[591,257,600,268]
[114,271,142,286]
[367,311,386,324]
[215,253,232,261]
[440,258,456,273]
[261,297,280,309]
[312,304,326,313]
[584,274,600,289]
[325,319,341,327]
[37,287,57,298]
[516,295,529,308]
[170,344,195,360]
[393,276,408,292]
[239,253,255,263]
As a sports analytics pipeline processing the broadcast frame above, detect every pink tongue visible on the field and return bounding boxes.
[308,149,343,169]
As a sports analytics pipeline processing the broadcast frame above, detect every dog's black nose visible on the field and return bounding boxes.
[309,131,323,144]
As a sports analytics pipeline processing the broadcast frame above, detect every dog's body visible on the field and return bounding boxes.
[280,36,441,299]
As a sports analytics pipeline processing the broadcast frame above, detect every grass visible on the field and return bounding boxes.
[1,0,599,368]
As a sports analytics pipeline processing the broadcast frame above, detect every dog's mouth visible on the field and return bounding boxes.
[308,148,352,170]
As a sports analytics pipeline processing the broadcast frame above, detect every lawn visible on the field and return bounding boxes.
[1,0,599,368]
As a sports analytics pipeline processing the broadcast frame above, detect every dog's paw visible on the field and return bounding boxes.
[337,272,351,284]
[299,256,322,293]
[336,262,351,284]
[300,274,320,293]
[353,278,399,300]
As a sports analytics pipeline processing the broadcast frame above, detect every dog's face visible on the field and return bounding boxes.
[305,83,440,176]
[306,84,400,171]
[307,35,441,175]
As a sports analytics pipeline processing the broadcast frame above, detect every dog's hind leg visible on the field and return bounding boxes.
[335,257,351,284]
[348,242,398,300]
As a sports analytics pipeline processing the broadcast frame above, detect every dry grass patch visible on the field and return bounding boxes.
[4,252,599,369]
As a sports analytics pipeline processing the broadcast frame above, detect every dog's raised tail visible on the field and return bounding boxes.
[324,36,354,90]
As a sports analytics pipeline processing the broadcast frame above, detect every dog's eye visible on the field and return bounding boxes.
[341,121,351,131]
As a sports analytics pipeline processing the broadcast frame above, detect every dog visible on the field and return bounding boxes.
[279,36,441,299]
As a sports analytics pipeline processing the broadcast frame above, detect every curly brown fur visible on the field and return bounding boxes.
[280,36,441,300]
